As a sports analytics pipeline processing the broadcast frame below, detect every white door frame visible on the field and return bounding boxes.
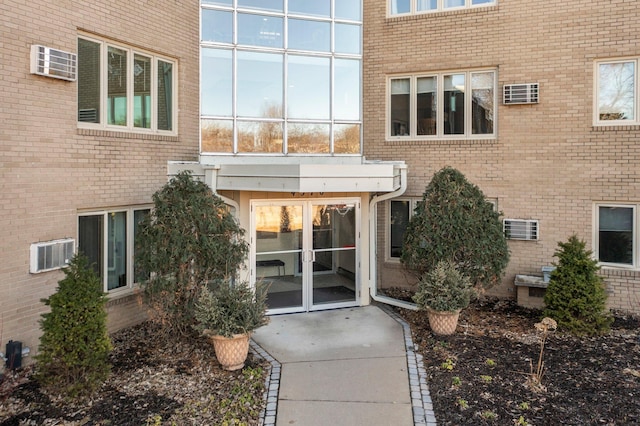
[250,197,360,314]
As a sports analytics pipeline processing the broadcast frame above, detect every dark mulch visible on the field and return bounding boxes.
[388,288,640,426]
[0,322,268,425]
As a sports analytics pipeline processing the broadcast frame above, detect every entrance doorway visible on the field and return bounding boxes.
[252,199,359,314]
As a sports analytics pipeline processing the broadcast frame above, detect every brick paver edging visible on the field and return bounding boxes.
[377,303,438,425]
[249,339,280,426]
[250,304,438,426]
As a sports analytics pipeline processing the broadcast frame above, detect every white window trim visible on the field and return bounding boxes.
[388,0,496,17]
[77,34,178,135]
[593,203,637,269]
[387,69,497,141]
[78,206,152,294]
[594,58,640,126]
[386,197,420,262]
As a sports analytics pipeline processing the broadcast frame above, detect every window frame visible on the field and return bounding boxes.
[388,0,496,17]
[594,203,637,269]
[200,0,363,155]
[594,58,639,126]
[387,69,497,141]
[386,198,421,262]
[78,206,151,294]
[77,34,178,135]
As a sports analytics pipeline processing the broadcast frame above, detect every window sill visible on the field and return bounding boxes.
[385,137,498,146]
[106,286,141,305]
[386,5,498,22]
[592,124,640,132]
[599,266,640,277]
[78,128,179,142]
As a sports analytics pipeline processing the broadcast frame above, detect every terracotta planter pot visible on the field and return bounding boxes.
[208,333,251,371]
[426,308,461,336]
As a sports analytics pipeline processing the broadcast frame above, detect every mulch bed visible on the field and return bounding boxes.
[0,322,268,425]
[1,296,639,425]
[390,289,640,426]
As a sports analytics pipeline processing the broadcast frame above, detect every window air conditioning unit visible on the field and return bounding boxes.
[503,83,539,105]
[30,238,75,273]
[30,45,77,82]
[503,219,539,241]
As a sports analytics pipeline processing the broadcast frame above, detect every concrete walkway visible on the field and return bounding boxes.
[251,305,437,426]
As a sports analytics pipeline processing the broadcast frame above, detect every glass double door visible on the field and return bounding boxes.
[253,199,358,314]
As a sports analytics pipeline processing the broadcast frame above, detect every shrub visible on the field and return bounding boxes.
[194,280,269,338]
[136,171,249,336]
[401,167,509,290]
[35,254,111,397]
[413,260,474,312]
[543,235,613,335]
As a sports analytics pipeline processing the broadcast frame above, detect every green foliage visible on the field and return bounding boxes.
[401,167,509,289]
[440,358,455,371]
[194,280,269,338]
[413,260,475,312]
[136,171,249,336]
[543,235,613,336]
[35,254,111,397]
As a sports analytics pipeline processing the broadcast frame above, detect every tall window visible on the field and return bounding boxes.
[388,198,420,260]
[389,70,496,139]
[595,59,637,124]
[595,204,635,267]
[77,36,176,133]
[200,0,362,154]
[78,208,150,292]
[390,0,495,16]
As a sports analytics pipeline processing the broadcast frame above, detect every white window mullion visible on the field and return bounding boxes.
[101,212,109,292]
[437,74,444,137]
[126,48,134,129]
[410,76,417,137]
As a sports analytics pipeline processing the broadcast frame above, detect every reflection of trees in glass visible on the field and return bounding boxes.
[280,206,291,232]
[334,124,360,154]
[288,123,330,153]
[471,73,493,134]
[238,103,283,153]
[599,62,634,120]
[201,120,233,152]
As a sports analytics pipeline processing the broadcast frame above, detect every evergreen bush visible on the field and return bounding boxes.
[194,280,269,338]
[135,171,248,336]
[413,260,475,312]
[35,254,111,397]
[543,235,612,335]
[401,167,509,290]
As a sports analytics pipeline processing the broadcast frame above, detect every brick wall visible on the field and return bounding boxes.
[0,0,200,358]
[364,0,640,314]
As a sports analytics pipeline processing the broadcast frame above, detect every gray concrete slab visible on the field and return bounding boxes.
[276,400,414,426]
[279,357,411,403]
[252,305,417,426]
[252,306,407,362]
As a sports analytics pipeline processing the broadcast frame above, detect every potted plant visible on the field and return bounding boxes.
[412,260,475,335]
[194,280,269,370]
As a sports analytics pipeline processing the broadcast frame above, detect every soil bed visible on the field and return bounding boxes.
[0,322,268,425]
[388,288,640,426]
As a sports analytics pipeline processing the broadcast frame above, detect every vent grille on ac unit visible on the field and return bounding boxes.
[503,219,539,241]
[503,83,539,104]
[30,239,75,273]
[30,45,77,82]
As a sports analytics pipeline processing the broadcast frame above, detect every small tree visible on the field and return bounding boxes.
[35,254,111,397]
[543,235,612,335]
[135,171,248,336]
[401,167,509,290]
